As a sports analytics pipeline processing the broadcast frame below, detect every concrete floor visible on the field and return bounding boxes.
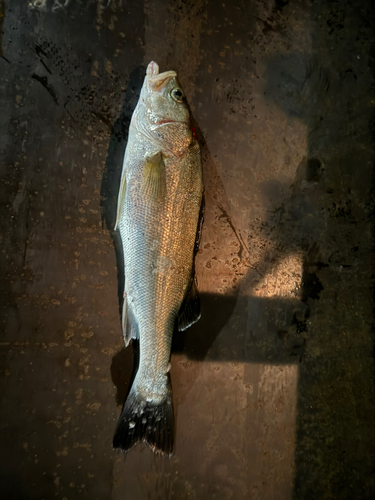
[0,0,374,499]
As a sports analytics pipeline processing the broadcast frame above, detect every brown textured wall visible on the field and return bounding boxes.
[0,1,374,499]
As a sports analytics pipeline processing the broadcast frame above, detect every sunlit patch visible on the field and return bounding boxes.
[252,252,303,299]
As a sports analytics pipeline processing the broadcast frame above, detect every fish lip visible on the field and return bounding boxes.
[148,71,177,92]
[148,70,177,84]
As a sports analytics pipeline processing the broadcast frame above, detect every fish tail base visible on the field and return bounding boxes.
[113,383,174,456]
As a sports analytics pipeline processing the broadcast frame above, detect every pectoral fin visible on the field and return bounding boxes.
[141,152,166,201]
[178,276,201,332]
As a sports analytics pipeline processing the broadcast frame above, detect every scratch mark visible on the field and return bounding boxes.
[40,58,52,75]
[34,44,52,74]
[63,99,78,123]
[31,73,59,104]
[217,205,263,276]
[35,44,49,59]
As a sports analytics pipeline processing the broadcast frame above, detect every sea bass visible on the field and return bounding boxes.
[112,62,204,455]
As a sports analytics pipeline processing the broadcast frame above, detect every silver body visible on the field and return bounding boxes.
[116,62,203,410]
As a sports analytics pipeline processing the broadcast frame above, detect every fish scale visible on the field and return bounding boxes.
[119,142,201,385]
[113,61,203,455]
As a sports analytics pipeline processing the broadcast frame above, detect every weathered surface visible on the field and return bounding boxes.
[0,0,374,499]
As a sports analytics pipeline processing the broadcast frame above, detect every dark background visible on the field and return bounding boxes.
[0,0,374,499]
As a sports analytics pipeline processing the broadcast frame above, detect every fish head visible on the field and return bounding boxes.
[135,61,193,156]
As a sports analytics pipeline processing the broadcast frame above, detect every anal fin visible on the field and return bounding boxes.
[178,276,201,332]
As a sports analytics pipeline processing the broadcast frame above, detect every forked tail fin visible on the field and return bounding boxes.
[113,382,174,456]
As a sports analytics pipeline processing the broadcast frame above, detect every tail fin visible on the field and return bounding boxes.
[113,383,174,456]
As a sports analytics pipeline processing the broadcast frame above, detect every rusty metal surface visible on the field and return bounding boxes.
[0,0,374,499]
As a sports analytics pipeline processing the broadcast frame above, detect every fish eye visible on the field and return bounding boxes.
[170,88,185,103]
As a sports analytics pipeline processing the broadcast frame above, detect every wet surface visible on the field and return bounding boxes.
[0,0,374,499]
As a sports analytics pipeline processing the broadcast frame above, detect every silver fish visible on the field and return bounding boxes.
[112,61,204,455]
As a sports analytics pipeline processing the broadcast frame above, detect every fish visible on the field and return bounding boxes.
[112,61,204,456]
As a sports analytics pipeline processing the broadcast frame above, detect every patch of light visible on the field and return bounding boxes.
[252,252,303,299]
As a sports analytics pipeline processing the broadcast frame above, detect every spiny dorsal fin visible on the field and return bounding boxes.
[141,152,166,201]
[178,276,201,332]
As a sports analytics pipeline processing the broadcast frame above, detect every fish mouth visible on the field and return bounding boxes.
[148,70,177,92]
[149,70,177,83]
